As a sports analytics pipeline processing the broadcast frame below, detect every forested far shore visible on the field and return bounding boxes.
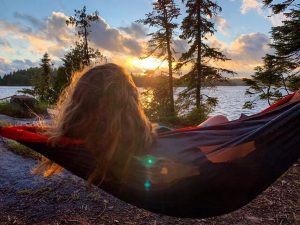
[0,67,40,86]
[0,67,247,87]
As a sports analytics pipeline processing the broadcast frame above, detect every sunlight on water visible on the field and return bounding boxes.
[1,86,269,121]
[138,86,269,120]
[201,86,269,120]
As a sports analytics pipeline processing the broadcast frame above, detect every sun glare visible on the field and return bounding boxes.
[130,57,167,71]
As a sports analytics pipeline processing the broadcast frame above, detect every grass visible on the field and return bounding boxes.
[5,139,42,160]
[0,120,9,126]
[1,119,42,159]
[0,100,48,118]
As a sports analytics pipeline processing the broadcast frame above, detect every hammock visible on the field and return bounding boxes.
[0,93,299,218]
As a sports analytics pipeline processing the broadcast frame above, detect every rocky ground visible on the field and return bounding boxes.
[0,139,299,225]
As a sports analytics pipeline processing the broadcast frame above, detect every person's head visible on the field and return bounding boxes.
[48,63,155,183]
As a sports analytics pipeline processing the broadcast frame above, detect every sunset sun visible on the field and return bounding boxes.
[130,57,168,71]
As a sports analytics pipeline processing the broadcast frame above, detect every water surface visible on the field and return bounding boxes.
[1,86,269,120]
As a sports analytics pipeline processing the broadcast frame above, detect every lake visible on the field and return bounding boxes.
[0,86,269,120]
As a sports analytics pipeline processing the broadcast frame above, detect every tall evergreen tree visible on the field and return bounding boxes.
[66,6,103,66]
[244,1,299,108]
[38,52,54,102]
[270,7,300,65]
[178,0,234,109]
[51,6,106,101]
[22,53,54,103]
[137,0,180,115]
[265,1,299,86]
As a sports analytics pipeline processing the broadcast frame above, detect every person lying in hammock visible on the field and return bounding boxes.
[34,63,229,183]
[1,64,299,218]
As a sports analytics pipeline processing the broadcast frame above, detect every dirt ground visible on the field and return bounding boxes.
[0,141,299,225]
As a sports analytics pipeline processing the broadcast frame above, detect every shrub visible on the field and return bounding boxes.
[0,100,48,118]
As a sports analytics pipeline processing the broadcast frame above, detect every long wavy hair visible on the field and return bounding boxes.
[34,64,155,184]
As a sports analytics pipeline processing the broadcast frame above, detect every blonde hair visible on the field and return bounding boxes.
[34,64,155,184]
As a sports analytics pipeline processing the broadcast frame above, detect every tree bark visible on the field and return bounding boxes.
[163,6,175,115]
[84,26,90,65]
[196,0,202,109]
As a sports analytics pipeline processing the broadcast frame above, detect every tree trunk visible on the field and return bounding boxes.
[267,86,271,106]
[166,38,175,115]
[281,75,290,95]
[163,6,175,115]
[196,0,202,109]
[84,26,90,65]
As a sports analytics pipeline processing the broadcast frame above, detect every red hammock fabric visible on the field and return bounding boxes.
[0,92,299,218]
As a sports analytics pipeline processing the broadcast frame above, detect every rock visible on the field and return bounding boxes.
[10,95,38,109]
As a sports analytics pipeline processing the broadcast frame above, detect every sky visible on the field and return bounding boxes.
[0,0,286,77]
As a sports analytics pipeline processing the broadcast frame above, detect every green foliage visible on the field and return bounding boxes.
[62,41,105,78]
[5,139,41,159]
[142,76,173,122]
[51,6,106,97]
[0,67,41,86]
[287,75,300,91]
[66,6,105,67]
[244,0,300,108]
[243,54,296,108]
[141,75,213,126]
[137,0,181,115]
[176,87,217,125]
[36,53,55,103]
[0,100,48,118]
[179,107,209,126]
[263,0,296,14]
[50,66,69,101]
[270,7,300,65]
[22,53,57,104]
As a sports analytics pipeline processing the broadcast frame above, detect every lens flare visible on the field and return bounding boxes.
[141,155,157,168]
[144,180,152,190]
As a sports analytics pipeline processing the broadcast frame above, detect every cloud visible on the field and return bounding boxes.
[0,11,146,75]
[240,0,263,14]
[229,32,270,61]
[0,38,15,54]
[240,1,287,27]
[0,39,11,47]
[205,33,271,76]
[8,12,145,57]
[14,12,45,30]
[88,17,144,55]
[214,16,230,36]
[123,38,143,55]
[0,57,38,76]
[0,13,72,59]
[173,39,189,55]
[119,23,147,39]
[45,12,74,45]
[268,11,286,26]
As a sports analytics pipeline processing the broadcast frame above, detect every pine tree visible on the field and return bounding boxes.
[51,6,107,101]
[244,1,299,108]
[178,0,234,109]
[265,1,299,86]
[270,7,300,65]
[137,0,180,115]
[66,6,103,66]
[29,53,54,103]
[243,54,295,108]
[263,0,296,14]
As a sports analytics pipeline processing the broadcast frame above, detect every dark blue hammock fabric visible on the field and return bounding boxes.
[0,97,299,218]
